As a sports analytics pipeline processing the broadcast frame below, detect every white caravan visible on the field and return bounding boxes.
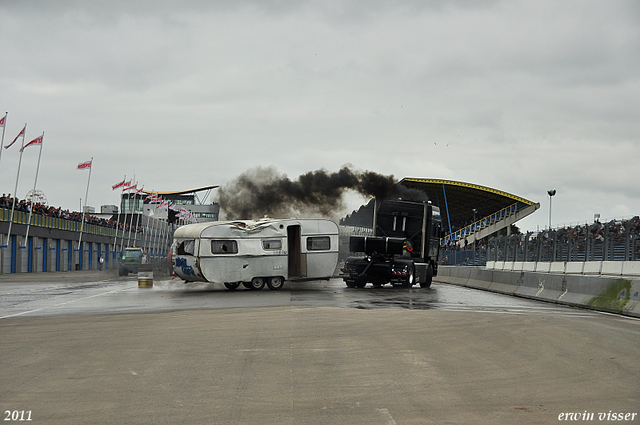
[171,218,339,290]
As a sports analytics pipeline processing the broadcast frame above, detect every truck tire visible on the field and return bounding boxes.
[405,264,415,288]
[249,277,265,290]
[224,282,240,290]
[420,264,433,288]
[345,280,356,288]
[267,276,284,290]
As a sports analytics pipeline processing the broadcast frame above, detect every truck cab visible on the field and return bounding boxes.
[119,247,143,276]
[342,200,442,288]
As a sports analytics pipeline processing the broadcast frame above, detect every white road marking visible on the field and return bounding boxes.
[0,288,124,320]
[377,408,398,425]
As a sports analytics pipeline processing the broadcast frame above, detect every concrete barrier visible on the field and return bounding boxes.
[535,262,551,273]
[583,261,602,275]
[549,262,566,274]
[601,261,623,276]
[624,280,640,316]
[437,266,640,318]
[622,262,640,276]
[487,269,519,294]
[467,267,493,290]
[564,262,585,274]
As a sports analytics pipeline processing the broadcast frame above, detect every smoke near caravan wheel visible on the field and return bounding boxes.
[216,166,427,220]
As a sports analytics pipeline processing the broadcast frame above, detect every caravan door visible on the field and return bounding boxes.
[287,225,306,278]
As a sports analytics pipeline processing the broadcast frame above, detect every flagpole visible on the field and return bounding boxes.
[78,157,93,253]
[118,180,129,255]
[126,181,136,247]
[134,186,143,250]
[24,132,44,246]
[7,124,27,246]
[0,112,7,171]
[112,175,125,263]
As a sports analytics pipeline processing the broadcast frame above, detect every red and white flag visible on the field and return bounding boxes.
[0,114,6,128]
[112,179,126,190]
[5,125,25,149]
[20,134,43,152]
[135,187,145,195]
[128,183,138,192]
[77,160,92,170]
[123,180,132,189]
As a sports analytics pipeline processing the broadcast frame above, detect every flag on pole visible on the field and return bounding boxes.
[5,125,25,149]
[112,179,126,190]
[0,114,5,128]
[123,180,132,189]
[20,134,43,152]
[77,160,92,170]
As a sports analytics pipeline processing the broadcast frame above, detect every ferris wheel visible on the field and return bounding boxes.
[25,189,48,205]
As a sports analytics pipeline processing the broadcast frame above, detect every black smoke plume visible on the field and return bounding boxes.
[216,165,427,220]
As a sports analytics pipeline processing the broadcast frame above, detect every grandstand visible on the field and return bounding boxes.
[341,178,540,246]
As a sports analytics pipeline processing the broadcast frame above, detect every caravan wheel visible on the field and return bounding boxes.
[249,277,265,290]
[267,276,284,290]
[224,282,240,291]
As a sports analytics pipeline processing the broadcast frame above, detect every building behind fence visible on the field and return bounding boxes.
[0,207,175,274]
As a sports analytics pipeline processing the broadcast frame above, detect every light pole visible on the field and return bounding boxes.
[472,208,477,265]
[547,190,556,229]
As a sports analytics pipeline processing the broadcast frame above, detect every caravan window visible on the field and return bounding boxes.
[262,239,282,250]
[177,240,195,255]
[211,240,238,254]
[307,236,331,251]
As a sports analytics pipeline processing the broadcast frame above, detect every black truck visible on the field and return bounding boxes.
[342,199,443,288]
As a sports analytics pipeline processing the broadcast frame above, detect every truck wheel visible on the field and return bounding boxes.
[249,277,265,290]
[118,268,125,276]
[345,280,356,288]
[242,282,253,289]
[420,264,433,288]
[405,264,415,288]
[355,278,367,288]
[224,282,240,290]
[267,276,284,290]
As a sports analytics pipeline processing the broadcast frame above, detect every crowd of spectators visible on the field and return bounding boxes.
[488,216,640,262]
[0,194,143,233]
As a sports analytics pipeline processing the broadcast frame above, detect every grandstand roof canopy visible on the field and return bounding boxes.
[399,178,536,226]
[141,185,219,196]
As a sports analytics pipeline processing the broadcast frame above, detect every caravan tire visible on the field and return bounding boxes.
[250,277,265,290]
[224,282,240,290]
[267,276,284,290]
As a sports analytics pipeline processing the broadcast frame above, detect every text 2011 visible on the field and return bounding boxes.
[4,411,32,421]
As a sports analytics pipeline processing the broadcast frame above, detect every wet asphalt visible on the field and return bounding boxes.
[1,270,639,424]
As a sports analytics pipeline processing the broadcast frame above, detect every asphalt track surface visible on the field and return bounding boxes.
[1,270,639,424]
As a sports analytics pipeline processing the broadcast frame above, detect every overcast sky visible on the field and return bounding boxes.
[1,0,639,231]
